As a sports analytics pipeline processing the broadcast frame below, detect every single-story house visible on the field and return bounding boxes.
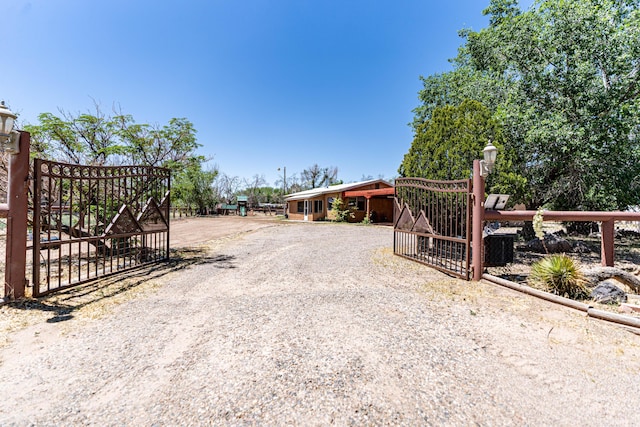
[284,179,394,222]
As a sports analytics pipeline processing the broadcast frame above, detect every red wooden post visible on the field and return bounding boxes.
[601,219,615,267]
[472,159,485,281]
[4,131,30,299]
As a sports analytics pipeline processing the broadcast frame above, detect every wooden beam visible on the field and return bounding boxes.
[485,210,640,222]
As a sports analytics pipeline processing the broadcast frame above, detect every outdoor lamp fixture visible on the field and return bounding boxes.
[480,140,498,177]
[0,101,20,154]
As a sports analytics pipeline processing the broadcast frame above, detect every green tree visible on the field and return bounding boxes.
[330,197,353,222]
[172,161,218,214]
[401,100,501,180]
[400,99,527,200]
[409,0,640,211]
[118,116,202,173]
[245,185,281,205]
[25,105,203,173]
[24,103,209,208]
[24,105,127,164]
[473,0,640,210]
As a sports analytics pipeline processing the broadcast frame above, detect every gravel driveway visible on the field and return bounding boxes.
[1,221,640,425]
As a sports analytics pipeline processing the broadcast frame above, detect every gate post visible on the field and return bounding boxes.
[4,131,30,299]
[472,159,485,281]
[601,219,615,267]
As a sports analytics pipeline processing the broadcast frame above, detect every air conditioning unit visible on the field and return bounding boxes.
[484,234,515,267]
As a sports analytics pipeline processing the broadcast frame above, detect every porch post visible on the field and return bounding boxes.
[471,159,485,281]
[365,196,370,221]
[601,219,615,267]
[4,131,30,299]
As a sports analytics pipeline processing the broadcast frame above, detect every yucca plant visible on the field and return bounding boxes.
[528,254,589,300]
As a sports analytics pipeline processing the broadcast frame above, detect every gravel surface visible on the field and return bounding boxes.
[1,221,640,425]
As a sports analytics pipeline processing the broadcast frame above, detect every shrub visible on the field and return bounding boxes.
[528,254,589,299]
[331,197,353,222]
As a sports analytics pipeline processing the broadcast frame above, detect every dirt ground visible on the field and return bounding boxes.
[0,216,639,424]
[169,215,283,247]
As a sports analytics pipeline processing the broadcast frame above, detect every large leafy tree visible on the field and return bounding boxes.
[25,104,203,171]
[24,105,127,164]
[24,103,211,209]
[401,99,500,180]
[400,99,527,199]
[172,160,218,213]
[409,0,640,211]
[118,116,201,173]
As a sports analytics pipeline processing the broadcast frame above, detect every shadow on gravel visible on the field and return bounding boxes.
[5,247,236,323]
[172,248,237,269]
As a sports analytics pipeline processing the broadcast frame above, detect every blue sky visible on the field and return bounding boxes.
[4,0,533,187]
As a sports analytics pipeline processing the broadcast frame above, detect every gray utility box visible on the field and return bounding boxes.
[484,234,515,267]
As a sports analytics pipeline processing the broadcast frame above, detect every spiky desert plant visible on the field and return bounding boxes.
[528,254,589,299]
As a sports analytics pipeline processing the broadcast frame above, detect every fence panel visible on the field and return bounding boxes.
[32,159,170,296]
[394,177,472,280]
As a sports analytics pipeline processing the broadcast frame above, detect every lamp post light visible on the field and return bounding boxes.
[480,139,498,177]
[472,140,499,281]
[0,101,20,154]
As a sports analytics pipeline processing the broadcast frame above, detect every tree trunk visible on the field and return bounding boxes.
[583,267,640,293]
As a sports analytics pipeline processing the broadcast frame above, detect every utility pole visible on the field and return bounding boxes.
[278,166,287,194]
[279,166,287,216]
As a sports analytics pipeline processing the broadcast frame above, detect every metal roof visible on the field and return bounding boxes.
[284,179,392,201]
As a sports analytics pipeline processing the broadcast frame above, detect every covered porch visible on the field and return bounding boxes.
[343,187,395,223]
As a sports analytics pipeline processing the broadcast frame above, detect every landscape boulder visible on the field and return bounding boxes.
[521,233,573,254]
[572,241,592,254]
[590,280,627,304]
[617,229,640,239]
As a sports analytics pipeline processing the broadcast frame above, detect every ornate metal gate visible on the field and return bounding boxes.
[32,159,171,296]
[394,177,472,280]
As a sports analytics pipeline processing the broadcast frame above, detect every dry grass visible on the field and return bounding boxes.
[370,246,640,357]
[372,247,533,314]
[0,246,212,348]
[0,226,266,347]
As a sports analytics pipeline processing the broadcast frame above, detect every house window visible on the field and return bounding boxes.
[327,197,334,210]
[348,197,365,211]
[357,197,365,210]
[314,200,323,213]
[297,201,304,213]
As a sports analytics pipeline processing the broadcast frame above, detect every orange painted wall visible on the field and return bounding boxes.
[286,182,393,222]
